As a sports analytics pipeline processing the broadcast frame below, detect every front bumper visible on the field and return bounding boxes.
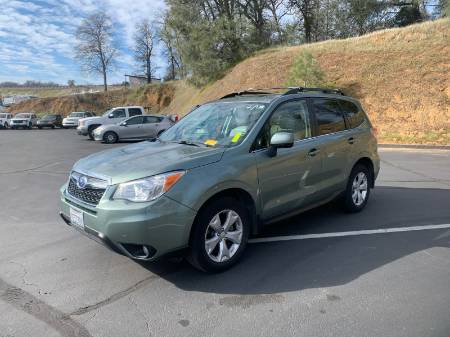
[59,184,197,260]
[77,126,89,135]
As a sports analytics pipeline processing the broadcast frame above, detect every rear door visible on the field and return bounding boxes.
[254,99,322,221]
[310,97,352,197]
[141,116,161,138]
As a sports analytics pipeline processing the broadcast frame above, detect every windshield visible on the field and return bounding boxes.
[160,101,267,147]
[15,113,30,118]
[42,115,57,120]
[70,112,84,118]
[102,109,113,117]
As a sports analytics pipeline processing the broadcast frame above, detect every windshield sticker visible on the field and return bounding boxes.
[204,139,218,146]
[231,133,242,143]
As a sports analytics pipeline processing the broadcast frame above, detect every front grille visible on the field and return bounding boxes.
[67,177,106,205]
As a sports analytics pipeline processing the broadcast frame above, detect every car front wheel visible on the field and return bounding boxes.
[103,131,118,144]
[343,164,371,212]
[188,197,250,272]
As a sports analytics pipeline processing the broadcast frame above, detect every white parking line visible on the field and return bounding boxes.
[249,224,450,244]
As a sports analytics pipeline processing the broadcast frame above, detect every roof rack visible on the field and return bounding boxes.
[220,90,275,99]
[283,87,345,96]
[220,87,345,99]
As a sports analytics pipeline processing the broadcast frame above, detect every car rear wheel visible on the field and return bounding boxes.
[188,197,250,272]
[103,131,118,144]
[343,164,371,212]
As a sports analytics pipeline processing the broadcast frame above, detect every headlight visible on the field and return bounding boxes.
[113,171,185,202]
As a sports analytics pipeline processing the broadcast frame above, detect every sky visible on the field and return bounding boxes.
[0,0,167,85]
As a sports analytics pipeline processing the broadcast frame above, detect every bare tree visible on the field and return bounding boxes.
[134,20,156,84]
[75,12,116,91]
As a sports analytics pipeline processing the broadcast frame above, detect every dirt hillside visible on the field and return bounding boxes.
[8,19,449,145]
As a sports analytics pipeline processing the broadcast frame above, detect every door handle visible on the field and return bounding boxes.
[308,148,320,157]
[348,137,355,144]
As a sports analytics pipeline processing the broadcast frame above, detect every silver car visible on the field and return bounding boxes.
[93,115,174,143]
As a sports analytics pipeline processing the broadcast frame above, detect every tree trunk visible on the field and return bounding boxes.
[102,66,108,92]
[147,58,152,84]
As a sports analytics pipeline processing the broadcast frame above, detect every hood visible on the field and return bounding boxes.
[73,141,225,185]
[80,116,103,124]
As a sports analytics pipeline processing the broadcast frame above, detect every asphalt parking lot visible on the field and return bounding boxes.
[1,129,449,337]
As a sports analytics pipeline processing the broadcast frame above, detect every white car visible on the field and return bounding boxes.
[10,113,38,129]
[77,106,144,140]
[0,113,13,129]
[62,111,95,128]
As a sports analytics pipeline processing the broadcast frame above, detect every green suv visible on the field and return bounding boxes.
[59,87,379,272]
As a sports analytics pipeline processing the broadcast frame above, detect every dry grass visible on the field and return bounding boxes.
[7,84,175,117]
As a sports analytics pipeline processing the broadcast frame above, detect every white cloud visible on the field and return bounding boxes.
[0,0,167,84]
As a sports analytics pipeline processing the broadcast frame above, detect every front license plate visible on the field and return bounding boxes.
[70,207,84,230]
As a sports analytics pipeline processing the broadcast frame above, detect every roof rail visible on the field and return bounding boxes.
[283,87,345,96]
[220,87,345,99]
[220,90,276,99]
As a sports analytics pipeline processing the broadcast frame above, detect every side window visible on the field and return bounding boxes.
[128,108,143,117]
[312,99,346,135]
[143,116,160,124]
[110,109,126,118]
[126,116,144,125]
[255,100,311,150]
[339,100,365,128]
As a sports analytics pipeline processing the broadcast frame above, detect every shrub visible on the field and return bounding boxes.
[286,51,325,87]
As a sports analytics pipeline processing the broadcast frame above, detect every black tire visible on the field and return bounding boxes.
[188,197,250,273]
[88,126,98,140]
[51,125,55,129]
[103,131,118,144]
[343,164,371,213]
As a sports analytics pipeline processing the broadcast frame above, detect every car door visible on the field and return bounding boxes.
[310,98,353,198]
[253,99,323,221]
[106,108,126,124]
[120,116,144,139]
[31,114,38,125]
[141,116,160,138]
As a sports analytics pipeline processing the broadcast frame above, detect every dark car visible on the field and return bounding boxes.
[37,114,63,129]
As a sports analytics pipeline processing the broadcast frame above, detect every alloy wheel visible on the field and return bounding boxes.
[204,210,243,263]
[352,172,368,206]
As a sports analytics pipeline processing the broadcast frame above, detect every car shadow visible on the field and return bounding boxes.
[137,186,450,295]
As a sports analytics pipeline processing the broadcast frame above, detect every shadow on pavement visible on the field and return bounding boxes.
[139,186,450,295]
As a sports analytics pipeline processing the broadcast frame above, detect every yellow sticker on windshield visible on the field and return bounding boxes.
[204,139,218,146]
[231,133,241,143]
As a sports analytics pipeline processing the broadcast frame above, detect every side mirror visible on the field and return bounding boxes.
[108,113,114,118]
[268,132,294,157]
[120,121,127,126]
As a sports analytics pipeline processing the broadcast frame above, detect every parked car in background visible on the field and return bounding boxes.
[93,115,175,143]
[0,113,13,129]
[10,113,38,129]
[37,114,63,129]
[59,87,379,272]
[63,111,95,128]
[77,106,144,140]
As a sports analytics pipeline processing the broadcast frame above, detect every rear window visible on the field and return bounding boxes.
[312,99,346,135]
[128,108,142,117]
[339,100,365,128]
[144,116,162,123]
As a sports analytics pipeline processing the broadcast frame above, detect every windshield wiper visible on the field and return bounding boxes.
[176,140,203,147]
